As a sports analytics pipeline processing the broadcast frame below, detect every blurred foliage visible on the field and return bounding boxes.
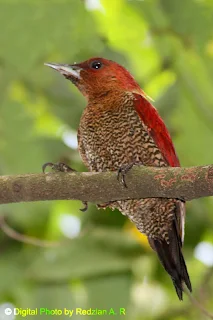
[0,0,213,319]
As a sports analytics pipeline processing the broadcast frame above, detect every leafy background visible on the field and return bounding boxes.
[0,0,213,319]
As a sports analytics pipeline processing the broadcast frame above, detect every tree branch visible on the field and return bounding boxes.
[0,165,213,205]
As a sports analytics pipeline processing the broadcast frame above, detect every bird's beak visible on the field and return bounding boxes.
[44,63,82,79]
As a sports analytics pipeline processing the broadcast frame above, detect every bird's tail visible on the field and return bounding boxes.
[148,218,192,300]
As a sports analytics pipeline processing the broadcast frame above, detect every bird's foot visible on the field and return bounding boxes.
[177,197,185,203]
[97,201,114,210]
[117,163,135,188]
[42,162,76,173]
[117,162,144,188]
[42,161,88,212]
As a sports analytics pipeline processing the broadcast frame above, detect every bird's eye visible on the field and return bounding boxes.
[90,61,103,70]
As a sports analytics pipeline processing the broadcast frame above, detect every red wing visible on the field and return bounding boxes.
[133,93,180,167]
[133,93,185,244]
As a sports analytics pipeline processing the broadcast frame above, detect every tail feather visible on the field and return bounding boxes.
[148,218,192,300]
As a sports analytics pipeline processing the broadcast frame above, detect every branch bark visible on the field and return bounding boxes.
[0,165,213,205]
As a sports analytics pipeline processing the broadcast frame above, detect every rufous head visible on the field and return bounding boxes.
[45,57,142,100]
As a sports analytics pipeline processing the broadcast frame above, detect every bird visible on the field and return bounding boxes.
[45,57,192,300]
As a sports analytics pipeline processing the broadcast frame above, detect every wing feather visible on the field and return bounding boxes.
[133,93,185,242]
[133,93,180,167]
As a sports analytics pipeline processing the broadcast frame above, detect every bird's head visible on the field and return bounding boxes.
[45,57,142,100]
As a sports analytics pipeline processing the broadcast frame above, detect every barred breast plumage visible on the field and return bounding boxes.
[78,91,176,241]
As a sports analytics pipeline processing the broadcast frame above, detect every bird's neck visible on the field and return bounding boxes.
[87,90,134,111]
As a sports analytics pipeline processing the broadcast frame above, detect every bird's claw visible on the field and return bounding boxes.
[42,161,88,212]
[42,162,76,173]
[177,197,185,203]
[117,163,135,188]
[80,201,88,212]
[97,201,113,210]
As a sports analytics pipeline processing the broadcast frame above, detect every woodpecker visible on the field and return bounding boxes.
[45,57,192,299]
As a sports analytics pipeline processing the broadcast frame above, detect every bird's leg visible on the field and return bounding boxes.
[117,163,135,188]
[97,163,137,208]
[42,162,88,212]
[117,162,144,188]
